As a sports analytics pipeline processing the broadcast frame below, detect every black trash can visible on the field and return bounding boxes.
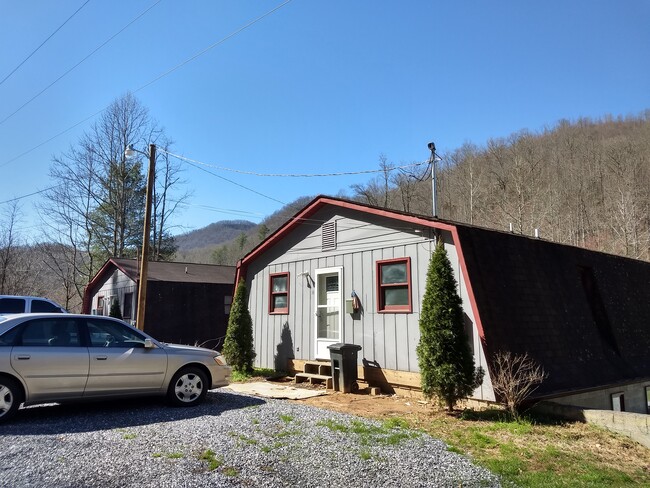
[327,343,362,393]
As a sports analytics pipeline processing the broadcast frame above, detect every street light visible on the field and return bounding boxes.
[124,143,156,330]
[428,142,442,217]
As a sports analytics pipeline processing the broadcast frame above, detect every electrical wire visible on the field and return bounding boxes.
[0,0,92,87]
[0,0,163,127]
[162,149,429,177]
[0,0,293,169]
[133,0,293,96]
[183,158,289,207]
[0,185,61,205]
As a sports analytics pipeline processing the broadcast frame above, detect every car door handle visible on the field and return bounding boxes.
[15,355,30,360]
[95,356,108,360]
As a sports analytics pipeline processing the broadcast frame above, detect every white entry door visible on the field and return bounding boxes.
[314,267,343,359]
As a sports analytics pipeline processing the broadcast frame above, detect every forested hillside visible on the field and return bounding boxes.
[1,113,648,311]
[178,196,314,264]
[352,113,650,261]
[174,220,256,253]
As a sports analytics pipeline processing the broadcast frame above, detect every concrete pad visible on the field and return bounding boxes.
[225,381,327,400]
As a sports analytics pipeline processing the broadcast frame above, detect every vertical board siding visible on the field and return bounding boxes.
[245,209,486,394]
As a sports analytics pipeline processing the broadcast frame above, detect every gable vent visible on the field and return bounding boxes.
[321,221,337,251]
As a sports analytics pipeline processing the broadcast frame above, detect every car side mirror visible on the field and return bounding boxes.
[144,338,155,349]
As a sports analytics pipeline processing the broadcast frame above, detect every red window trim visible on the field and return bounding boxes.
[269,272,290,314]
[376,257,412,313]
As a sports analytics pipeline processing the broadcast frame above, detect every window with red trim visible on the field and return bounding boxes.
[269,272,289,314]
[377,258,412,313]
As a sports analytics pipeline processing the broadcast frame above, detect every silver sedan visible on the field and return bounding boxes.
[0,313,231,422]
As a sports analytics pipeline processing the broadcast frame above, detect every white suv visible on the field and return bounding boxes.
[0,295,68,315]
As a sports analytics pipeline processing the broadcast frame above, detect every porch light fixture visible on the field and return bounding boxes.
[124,143,156,330]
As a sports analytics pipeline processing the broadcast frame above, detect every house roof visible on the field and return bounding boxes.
[237,195,650,398]
[82,258,235,313]
[107,258,236,284]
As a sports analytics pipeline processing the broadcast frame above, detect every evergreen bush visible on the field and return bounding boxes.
[417,240,484,411]
[222,279,256,373]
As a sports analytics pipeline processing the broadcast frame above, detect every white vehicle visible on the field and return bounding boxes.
[0,296,68,315]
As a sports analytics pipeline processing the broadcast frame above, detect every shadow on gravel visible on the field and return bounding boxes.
[0,390,266,435]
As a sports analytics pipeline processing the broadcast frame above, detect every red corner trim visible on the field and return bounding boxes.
[449,227,486,343]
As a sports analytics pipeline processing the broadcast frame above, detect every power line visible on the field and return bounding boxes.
[0,0,163,127]
[133,0,293,96]
[0,0,92,87]
[0,0,293,169]
[0,185,60,205]
[183,159,288,207]
[163,149,429,177]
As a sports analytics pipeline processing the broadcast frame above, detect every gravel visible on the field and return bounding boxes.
[0,390,501,487]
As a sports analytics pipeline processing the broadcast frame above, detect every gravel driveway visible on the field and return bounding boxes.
[0,390,500,487]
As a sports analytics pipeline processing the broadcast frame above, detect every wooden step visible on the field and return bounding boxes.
[295,372,333,389]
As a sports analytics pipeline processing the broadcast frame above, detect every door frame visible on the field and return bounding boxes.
[313,266,343,360]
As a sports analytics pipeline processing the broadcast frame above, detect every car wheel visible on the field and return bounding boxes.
[167,367,208,407]
[0,377,22,422]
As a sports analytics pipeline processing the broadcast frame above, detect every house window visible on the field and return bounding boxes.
[646,387,650,414]
[123,293,133,319]
[224,295,232,315]
[269,273,289,314]
[376,257,412,313]
[96,296,105,316]
[611,392,625,412]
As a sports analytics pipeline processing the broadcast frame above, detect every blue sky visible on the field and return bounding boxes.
[1,0,648,239]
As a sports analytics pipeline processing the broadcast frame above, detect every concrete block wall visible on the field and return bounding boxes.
[534,401,650,449]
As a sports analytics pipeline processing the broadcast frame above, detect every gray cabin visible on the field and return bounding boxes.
[236,196,650,413]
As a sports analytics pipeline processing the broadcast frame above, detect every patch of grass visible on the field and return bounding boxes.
[238,435,258,446]
[260,441,286,453]
[222,466,239,477]
[382,417,410,429]
[166,452,184,459]
[359,449,372,461]
[274,429,301,439]
[152,453,162,458]
[279,414,294,423]
[230,367,278,383]
[122,433,137,440]
[423,410,650,487]
[447,445,464,455]
[318,418,418,447]
[199,449,224,471]
[251,418,259,425]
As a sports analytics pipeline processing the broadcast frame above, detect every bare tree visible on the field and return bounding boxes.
[0,203,43,295]
[0,201,20,294]
[150,140,189,260]
[351,155,395,207]
[491,351,547,418]
[40,93,184,303]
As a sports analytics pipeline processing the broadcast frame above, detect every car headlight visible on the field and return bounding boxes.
[213,355,228,366]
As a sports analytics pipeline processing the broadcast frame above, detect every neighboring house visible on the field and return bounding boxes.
[83,258,235,349]
[235,195,650,413]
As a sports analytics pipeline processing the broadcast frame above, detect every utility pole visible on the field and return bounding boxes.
[428,142,439,217]
[135,143,155,330]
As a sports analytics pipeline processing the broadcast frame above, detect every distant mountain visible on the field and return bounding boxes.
[173,220,256,252]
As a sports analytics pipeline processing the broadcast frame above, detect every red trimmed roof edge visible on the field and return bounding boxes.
[235,195,487,342]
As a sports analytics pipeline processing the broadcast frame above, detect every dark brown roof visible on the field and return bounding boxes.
[455,224,650,398]
[110,258,235,284]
